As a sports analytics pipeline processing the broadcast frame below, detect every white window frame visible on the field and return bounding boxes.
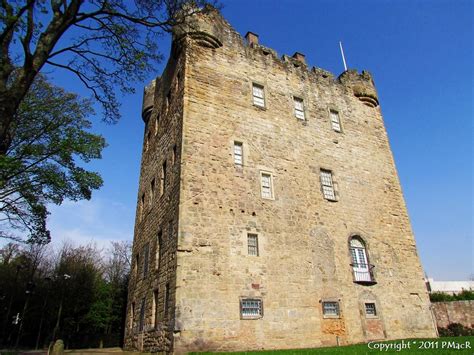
[252,83,265,108]
[320,169,336,201]
[294,96,305,120]
[350,237,374,283]
[247,233,259,256]
[322,300,340,318]
[260,171,274,199]
[234,141,243,166]
[330,109,342,132]
[240,298,263,319]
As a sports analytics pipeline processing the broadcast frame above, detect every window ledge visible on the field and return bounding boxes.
[354,280,377,286]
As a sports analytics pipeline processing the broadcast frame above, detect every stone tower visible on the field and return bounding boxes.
[125,7,437,353]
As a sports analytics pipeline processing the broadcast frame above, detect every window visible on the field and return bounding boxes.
[160,161,167,196]
[153,290,158,327]
[252,83,265,108]
[322,301,340,317]
[134,253,139,278]
[143,243,149,278]
[350,237,374,283]
[320,169,336,201]
[154,114,160,135]
[294,97,305,120]
[240,298,263,319]
[330,110,341,132]
[140,193,145,218]
[150,178,155,204]
[130,302,135,329]
[247,233,259,256]
[164,283,170,317]
[365,302,377,317]
[234,141,243,166]
[260,172,273,199]
[172,144,177,165]
[156,229,162,270]
[139,297,146,332]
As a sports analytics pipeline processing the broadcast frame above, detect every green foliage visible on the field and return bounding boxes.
[438,324,474,337]
[0,241,131,349]
[430,290,474,302]
[0,76,106,244]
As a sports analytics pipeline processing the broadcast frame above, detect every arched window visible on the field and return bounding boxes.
[350,237,375,283]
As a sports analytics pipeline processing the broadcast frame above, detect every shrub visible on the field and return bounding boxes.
[438,323,474,337]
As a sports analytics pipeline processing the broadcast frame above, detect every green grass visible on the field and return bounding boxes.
[191,336,474,355]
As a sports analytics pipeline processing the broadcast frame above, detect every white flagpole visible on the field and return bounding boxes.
[339,41,348,71]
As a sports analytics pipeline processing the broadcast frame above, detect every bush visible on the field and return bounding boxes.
[438,323,474,337]
[430,290,474,302]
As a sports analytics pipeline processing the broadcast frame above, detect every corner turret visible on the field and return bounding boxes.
[142,79,156,122]
[338,70,379,108]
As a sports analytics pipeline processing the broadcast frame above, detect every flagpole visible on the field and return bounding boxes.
[339,41,348,71]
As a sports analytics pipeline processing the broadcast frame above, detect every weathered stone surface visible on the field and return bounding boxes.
[432,301,473,329]
[125,6,437,353]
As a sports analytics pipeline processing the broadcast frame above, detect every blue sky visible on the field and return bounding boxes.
[45,0,473,280]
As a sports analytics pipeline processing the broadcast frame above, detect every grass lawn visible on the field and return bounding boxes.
[191,336,474,355]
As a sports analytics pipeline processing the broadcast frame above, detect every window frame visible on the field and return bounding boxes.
[320,169,337,201]
[322,300,340,319]
[233,141,243,166]
[364,302,378,318]
[293,96,306,121]
[329,109,342,132]
[240,297,263,319]
[260,171,274,200]
[252,83,266,109]
[247,233,259,256]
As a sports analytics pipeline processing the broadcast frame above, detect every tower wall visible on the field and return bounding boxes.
[125,7,436,353]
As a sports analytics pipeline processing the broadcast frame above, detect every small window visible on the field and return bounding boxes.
[139,297,146,332]
[247,233,259,256]
[154,114,160,135]
[234,141,243,166]
[156,229,162,270]
[150,178,155,204]
[294,97,305,120]
[153,289,158,327]
[240,298,263,319]
[134,253,139,278]
[252,83,265,108]
[164,283,170,317]
[140,193,145,217]
[130,302,135,329]
[172,144,177,165]
[260,172,273,199]
[365,302,377,317]
[160,161,167,196]
[330,110,342,132]
[143,243,149,278]
[320,169,336,201]
[322,301,340,317]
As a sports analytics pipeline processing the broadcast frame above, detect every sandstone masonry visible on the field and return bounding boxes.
[124,7,437,353]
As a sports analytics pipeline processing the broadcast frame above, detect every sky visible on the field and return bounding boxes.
[40,0,473,280]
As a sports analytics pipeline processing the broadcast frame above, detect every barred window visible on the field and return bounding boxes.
[365,302,377,317]
[330,110,341,132]
[294,97,305,120]
[241,298,262,319]
[234,141,243,166]
[320,169,336,201]
[261,172,273,199]
[247,233,259,256]
[322,301,339,317]
[252,84,265,107]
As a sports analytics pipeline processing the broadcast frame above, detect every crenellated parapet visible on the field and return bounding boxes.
[172,6,223,49]
[142,79,157,123]
[338,70,379,108]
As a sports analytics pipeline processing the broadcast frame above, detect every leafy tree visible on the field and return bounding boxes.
[0,75,105,244]
[0,0,215,155]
